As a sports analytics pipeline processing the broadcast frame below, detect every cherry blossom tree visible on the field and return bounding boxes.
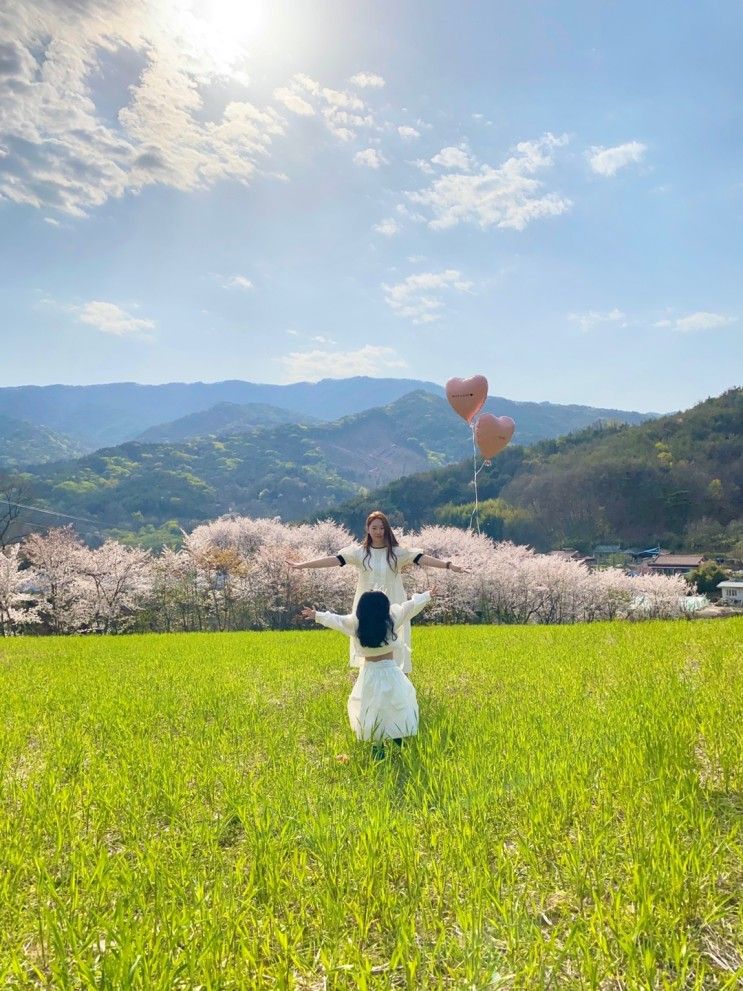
[76,540,154,633]
[627,572,689,620]
[179,515,354,630]
[147,548,207,632]
[22,527,95,633]
[585,568,635,621]
[0,545,40,635]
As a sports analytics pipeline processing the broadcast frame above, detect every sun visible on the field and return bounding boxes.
[178,0,267,74]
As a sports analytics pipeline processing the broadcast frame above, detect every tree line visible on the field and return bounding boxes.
[1,515,696,637]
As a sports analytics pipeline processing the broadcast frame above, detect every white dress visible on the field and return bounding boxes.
[315,592,430,742]
[336,543,424,673]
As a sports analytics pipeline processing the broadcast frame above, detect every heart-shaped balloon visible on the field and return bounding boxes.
[445,375,488,423]
[474,414,515,459]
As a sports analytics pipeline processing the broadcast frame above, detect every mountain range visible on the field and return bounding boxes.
[0,376,654,467]
[2,382,739,555]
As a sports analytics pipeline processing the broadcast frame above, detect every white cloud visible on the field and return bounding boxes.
[311,334,337,344]
[350,72,385,89]
[587,141,646,177]
[354,147,387,169]
[0,6,395,218]
[322,106,374,142]
[373,217,400,236]
[74,301,156,337]
[672,311,735,332]
[222,275,254,290]
[383,269,473,324]
[279,345,406,381]
[431,144,475,171]
[0,3,286,216]
[275,73,376,142]
[322,87,364,110]
[568,308,626,332]
[273,86,314,116]
[412,158,435,174]
[408,133,571,231]
[398,125,420,141]
[395,203,423,221]
[575,309,736,333]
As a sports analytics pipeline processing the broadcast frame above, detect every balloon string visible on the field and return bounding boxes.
[470,423,481,535]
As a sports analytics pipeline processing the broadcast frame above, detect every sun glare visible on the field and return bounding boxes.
[180,0,267,73]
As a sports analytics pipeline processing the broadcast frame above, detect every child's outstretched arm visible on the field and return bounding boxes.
[300,606,356,636]
[393,588,435,626]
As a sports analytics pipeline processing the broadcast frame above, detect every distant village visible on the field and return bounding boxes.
[547,546,743,609]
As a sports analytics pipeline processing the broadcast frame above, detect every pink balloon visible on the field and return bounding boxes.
[445,375,488,424]
[474,414,515,459]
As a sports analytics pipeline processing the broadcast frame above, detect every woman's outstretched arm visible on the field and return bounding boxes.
[289,556,342,570]
[416,554,469,574]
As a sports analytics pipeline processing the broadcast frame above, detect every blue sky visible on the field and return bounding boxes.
[1,0,741,412]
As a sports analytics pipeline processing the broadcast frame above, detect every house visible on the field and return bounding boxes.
[549,549,582,561]
[548,549,596,568]
[648,554,704,575]
[717,581,743,605]
[627,545,662,561]
[594,544,621,556]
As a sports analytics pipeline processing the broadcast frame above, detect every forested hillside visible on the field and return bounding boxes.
[9,388,650,542]
[326,389,743,555]
[135,402,320,443]
[11,393,474,538]
[0,414,85,469]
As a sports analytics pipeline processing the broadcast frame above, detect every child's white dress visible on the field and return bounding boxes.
[314,591,430,742]
[336,544,424,674]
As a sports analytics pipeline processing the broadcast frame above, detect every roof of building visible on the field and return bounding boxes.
[649,554,704,567]
[548,549,595,565]
[717,580,743,588]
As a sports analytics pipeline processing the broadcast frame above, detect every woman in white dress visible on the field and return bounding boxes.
[290,510,466,673]
[301,588,434,756]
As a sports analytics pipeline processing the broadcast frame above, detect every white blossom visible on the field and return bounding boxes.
[22,527,95,633]
[77,540,154,633]
[2,517,697,633]
[0,545,40,634]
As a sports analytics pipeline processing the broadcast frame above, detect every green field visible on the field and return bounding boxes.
[1,620,742,990]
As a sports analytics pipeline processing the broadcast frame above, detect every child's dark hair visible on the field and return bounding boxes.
[356,591,397,649]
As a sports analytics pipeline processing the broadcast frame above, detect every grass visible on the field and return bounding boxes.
[0,619,742,990]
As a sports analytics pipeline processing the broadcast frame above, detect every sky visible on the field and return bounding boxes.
[1,0,741,413]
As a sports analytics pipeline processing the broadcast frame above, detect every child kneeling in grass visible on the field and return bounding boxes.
[301,588,434,758]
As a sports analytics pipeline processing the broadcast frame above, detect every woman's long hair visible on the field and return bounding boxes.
[362,510,399,571]
[356,591,397,649]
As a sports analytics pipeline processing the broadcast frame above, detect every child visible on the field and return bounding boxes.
[301,587,434,757]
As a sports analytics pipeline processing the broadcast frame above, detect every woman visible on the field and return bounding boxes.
[290,510,466,672]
